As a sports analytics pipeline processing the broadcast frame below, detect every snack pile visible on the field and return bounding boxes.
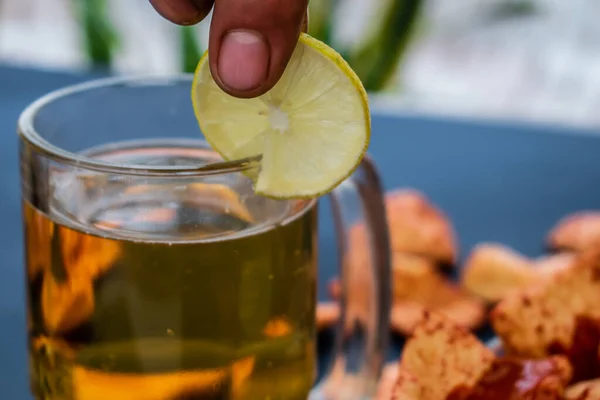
[392,311,574,399]
[315,188,600,400]
[322,189,486,335]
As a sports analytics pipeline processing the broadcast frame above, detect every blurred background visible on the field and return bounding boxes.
[2,0,600,129]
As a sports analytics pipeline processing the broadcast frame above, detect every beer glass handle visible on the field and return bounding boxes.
[311,155,391,400]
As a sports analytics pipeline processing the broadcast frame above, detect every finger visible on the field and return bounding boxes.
[149,0,214,25]
[209,0,309,98]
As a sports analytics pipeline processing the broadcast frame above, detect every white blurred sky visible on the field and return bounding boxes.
[2,0,600,129]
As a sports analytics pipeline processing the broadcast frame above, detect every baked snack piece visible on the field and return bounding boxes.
[392,312,573,400]
[41,226,121,335]
[548,211,600,252]
[390,253,486,335]
[491,245,600,383]
[391,311,572,400]
[72,356,255,400]
[535,253,576,277]
[460,243,535,303]
[392,311,495,399]
[329,253,486,335]
[376,363,399,400]
[565,379,600,399]
[447,356,572,400]
[319,362,400,400]
[460,244,575,303]
[316,302,340,330]
[326,188,463,335]
[385,189,458,265]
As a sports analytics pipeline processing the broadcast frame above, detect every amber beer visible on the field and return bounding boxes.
[19,77,391,400]
[24,149,318,399]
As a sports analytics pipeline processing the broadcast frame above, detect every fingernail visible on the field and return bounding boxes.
[218,30,269,92]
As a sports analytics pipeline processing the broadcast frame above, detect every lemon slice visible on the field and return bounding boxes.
[191,33,370,199]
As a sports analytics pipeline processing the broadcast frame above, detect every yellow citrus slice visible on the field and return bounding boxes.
[191,33,370,199]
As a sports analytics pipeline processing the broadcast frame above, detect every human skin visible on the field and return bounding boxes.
[149,0,309,99]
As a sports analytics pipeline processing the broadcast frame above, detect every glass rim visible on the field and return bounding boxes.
[18,74,259,177]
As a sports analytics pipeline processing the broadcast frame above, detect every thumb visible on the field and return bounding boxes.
[209,0,309,98]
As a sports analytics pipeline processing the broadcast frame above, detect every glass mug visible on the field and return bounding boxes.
[19,76,391,400]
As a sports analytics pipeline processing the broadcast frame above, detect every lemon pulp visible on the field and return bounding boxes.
[191,33,370,199]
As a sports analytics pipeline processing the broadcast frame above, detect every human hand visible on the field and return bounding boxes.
[149,0,309,98]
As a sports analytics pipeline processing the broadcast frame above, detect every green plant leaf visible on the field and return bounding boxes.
[488,0,538,21]
[347,0,424,92]
[308,0,338,44]
[74,0,119,67]
[181,27,203,73]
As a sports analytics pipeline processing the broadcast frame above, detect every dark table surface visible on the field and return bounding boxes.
[2,65,600,397]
